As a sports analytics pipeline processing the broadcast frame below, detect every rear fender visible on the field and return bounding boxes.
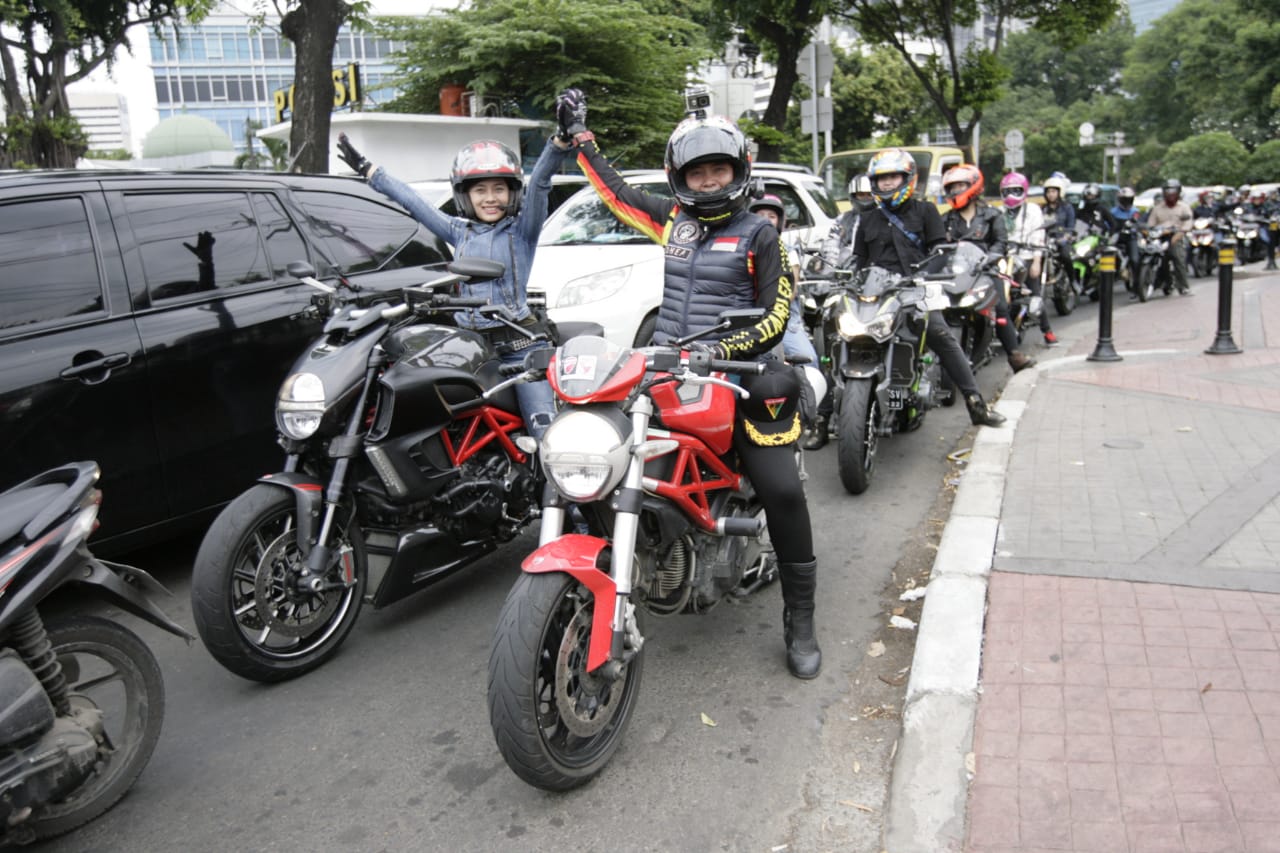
[79,556,193,640]
[522,534,616,672]
[257,473,323,556]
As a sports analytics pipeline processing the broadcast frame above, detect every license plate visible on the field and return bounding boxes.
[885,387,909,409]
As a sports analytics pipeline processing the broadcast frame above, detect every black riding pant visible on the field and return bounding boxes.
[733,432,813,565]
[925,313,980,399]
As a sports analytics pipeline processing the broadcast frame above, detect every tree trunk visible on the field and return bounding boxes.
[282,0,350,174]
[759,43,801,162]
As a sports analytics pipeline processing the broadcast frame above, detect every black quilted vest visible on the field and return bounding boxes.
[655,208,768,344]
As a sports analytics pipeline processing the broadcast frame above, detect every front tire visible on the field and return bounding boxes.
[836,378,878,495]
[25,616,165,842]
[488,572,643,791]
[1048,262,1076,316]
[1137,259,1155,303]
[191,484,366,683]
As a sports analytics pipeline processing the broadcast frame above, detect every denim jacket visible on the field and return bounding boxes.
[367,138,571,329]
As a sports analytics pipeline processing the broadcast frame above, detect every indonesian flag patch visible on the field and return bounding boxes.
[764,396,788,419]
[711,237,740,252]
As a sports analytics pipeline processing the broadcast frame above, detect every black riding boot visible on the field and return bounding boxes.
[802,416,829,450]
[966,394,1006,427]
[780,559,821,679]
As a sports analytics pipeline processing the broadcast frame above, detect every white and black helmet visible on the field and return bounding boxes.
[664,115,753,224]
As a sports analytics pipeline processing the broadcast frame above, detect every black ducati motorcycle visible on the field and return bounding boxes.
[191,259,597,682]
[0,462,189,845]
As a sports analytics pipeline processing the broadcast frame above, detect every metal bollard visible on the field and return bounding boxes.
[1205,238,1242,355]
[1087,246,1121,362]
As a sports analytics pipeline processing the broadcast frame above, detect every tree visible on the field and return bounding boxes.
[0,0,211,168]
[831,44,933,149]
[248,0,369,174]
[236,118,289,170]
[379,0,708,166]
[1162,132,1249,186]
[1123,0,1277,147]
[712,0,836,161]
[1246,140,1280,183]
[835,0,1120,156]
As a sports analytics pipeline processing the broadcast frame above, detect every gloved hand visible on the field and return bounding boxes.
[336,133,372,178]
[687,340,728,360]
[555,88,588,141]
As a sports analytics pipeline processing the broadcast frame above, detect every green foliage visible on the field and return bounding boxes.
[1002,14,1133,109]
[830,44,933,149]
[1245,140,1280,182]
[1123,0,1278,146]
[1,112,89,168]
[1162,132,1249,185]
[86,147,132,160]
[378,0,710,166]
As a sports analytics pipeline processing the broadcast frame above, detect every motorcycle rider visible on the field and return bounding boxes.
[1145,178,1193,295]
[940,163,1036,371]
[1245,189,1277,269]
[850,148,1008,428]
[1000,171,1057,346]
[1111,187,1144,294]
[1042,174,1077,284]
[335,131,574,439]
[1077,183,1118,235]
[806,174,877,450]
[555,88,821,678]
[1191,190,1217,220]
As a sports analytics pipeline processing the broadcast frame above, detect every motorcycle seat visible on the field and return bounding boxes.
[0,484,69,546]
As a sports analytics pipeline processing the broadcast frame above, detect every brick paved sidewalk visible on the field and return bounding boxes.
[966,572,1280,853]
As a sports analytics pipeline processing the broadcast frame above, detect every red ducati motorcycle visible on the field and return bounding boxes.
[487,311,775,791]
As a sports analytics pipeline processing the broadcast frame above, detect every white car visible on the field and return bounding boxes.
[528,168,839,347]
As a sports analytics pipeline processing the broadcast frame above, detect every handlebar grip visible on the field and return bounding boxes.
[498,362,526,377]
[712,359,765,375]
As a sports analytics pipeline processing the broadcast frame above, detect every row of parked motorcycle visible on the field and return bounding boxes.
[0,254,816,840]
[8,207,1275,837]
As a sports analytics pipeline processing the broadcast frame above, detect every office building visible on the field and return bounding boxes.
[69,91,132,152]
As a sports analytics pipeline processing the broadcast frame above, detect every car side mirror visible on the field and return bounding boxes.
[287,260,316,279]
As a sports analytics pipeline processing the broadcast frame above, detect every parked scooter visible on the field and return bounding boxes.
[0,462,189,846]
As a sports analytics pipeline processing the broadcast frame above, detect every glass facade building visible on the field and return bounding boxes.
[147,14,404,152]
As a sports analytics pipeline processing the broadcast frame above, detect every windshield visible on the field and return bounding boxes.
[554,335,631,396]
[539,180,667,247]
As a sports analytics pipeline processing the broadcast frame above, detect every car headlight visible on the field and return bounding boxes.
[277,372,325,440]
[540,409,632,501]
[556,266,631,308]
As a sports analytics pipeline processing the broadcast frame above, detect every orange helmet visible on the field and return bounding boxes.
[942,163,984,210]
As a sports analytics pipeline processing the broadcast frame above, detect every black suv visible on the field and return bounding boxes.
[0,170,453,554]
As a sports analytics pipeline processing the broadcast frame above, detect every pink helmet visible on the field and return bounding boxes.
[999,172,1030,210]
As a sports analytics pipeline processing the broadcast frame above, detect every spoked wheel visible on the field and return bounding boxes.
[836,378,879,495]
[488,572,644,791]
[191,484,366,682]
[1137,260,1155,303]
[22,615,165,842]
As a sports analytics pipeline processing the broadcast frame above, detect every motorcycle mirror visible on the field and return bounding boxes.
[716,307,766,329]
[447,257,506,281]
[526,348,553,372]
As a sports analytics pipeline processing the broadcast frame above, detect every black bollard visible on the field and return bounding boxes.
[1088,246,1122,362]
[1205,238,1242,355]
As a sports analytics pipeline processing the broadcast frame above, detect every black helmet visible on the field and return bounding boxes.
[849,174,876,213]
[449,140,524,219]
[664,115,752,224]
[1082,183,1101,206]
[1118,186,1135,203]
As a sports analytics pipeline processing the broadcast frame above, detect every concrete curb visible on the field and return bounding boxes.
[882,365,1037,853]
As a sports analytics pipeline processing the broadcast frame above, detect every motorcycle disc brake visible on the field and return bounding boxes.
[554,598,623,737]
[251,532,341,638]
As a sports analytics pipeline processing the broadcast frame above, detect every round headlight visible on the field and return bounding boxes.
[540,409,632,501]
[277,372,326,440]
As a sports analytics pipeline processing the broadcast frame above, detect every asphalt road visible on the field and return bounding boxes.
[37,300,1115,853]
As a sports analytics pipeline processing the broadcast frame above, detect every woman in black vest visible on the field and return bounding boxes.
[555,88,820,678]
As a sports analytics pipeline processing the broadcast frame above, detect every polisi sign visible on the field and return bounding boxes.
[274,63,361,124]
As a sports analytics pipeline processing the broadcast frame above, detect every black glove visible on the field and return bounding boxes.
[555,88,588,141]
[687,340,728,360]
[336,133,372,178]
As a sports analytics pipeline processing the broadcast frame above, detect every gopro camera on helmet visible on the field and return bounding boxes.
[684,84,712,118]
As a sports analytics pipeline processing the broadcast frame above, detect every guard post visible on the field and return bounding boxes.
[1205,238,1242,355]
[1088,246,1121,362]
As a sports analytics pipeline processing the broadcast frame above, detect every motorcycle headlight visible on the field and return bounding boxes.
[959,280,991,308]
[540,408,632,501]
[837,301,895,342]
[1073,243,1091,259]
[555,266,630,308]
[1243,229,1258,240]
[277,372,326,440]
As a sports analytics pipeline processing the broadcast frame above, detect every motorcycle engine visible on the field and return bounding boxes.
[436,453,537,542]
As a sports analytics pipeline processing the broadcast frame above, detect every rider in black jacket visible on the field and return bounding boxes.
[939,164,1036,373]
[1078,183,1117,235]
[851,149,1007,427]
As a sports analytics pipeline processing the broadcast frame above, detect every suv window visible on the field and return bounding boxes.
[295,191,447,274]
[252,192,309,279]
[125,192,271,300]
[0,196,102,330]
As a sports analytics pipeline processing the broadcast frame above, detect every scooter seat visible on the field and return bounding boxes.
[0,484,67,546]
